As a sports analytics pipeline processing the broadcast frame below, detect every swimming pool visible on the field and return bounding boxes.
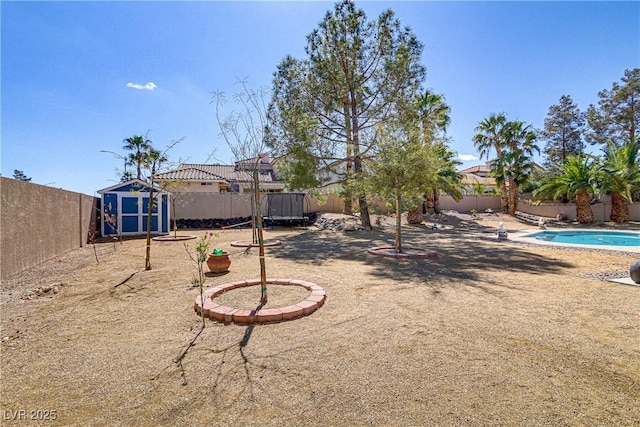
[523,230,640,248]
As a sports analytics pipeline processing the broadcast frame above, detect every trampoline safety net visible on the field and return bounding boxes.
[265,193,307,219]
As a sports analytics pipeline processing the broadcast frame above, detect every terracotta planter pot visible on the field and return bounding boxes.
[206,252,231,273]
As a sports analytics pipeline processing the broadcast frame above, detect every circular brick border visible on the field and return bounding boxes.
[367,246,437,259]
[230,240,282,248]
[194,279,325,325]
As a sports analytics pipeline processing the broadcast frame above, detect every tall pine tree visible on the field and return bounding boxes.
[586,68,640,149]
[266,0,425,229]
[539,95,585,170]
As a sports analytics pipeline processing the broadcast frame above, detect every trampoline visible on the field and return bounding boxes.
[262,193,311,228]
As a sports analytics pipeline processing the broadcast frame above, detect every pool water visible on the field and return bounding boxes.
[527,230,640,247]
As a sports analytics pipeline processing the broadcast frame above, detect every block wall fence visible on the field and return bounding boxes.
[169,193,639,223]
[2,178,637,280]
[1,177,99,280]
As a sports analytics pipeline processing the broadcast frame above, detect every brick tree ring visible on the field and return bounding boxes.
[367,246,437,259]
[194,279,326,325]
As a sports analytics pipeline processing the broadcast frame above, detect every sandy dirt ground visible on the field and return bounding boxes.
[1,212,639,426]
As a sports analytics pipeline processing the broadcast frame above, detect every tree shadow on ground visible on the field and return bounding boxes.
[155,322,312,420]
[266,222,574,288]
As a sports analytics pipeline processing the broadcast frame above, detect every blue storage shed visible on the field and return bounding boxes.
[97,179,170,237]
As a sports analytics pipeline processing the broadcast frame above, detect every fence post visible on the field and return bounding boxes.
[79,193,84,247]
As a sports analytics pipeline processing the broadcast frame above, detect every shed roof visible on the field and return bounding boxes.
[97,179,166,194]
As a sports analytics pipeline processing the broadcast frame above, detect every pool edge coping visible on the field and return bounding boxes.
[508,228,640,254]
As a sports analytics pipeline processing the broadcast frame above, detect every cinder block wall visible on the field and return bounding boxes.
[517,196,640,222]
[439,195,502,212]
[1,177,99,280]
[172,193,256,220]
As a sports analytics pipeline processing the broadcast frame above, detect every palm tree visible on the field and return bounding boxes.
[415,89,451,135]
[600,139,640,222]
[499,121,539,214]
[123,134,152,180]
[534,155,598,223]
[473,113,508,212]
[120,169,134,183]
[413,90,454,216]
[470,180,486,196]
[431,145,463,213]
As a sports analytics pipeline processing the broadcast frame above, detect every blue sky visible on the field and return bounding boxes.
[2,1,638,196]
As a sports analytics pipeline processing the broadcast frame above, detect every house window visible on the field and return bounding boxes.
[200,182,213,186]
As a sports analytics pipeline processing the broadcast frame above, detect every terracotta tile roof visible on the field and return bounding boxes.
[154,164,279,184]
[459,164,490,174]
[154,166,227,181]
[235,153,275,169]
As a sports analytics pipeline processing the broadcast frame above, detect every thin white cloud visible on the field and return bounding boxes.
[126,82,157,91]
[458,154,479,161]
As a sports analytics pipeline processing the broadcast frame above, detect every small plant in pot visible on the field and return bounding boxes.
[206,247,231,273]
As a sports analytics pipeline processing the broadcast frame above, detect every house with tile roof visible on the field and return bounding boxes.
[459,163,498,195]
[459,161,545,195]
[154,153,285,193]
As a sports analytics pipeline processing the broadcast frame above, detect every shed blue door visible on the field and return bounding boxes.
[142,196,158,232]
[121,196,140,233]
